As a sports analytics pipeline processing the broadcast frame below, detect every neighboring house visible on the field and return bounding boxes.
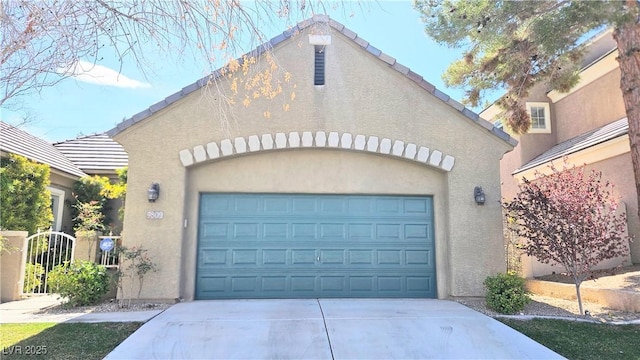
[55,134,128,232]
[0,121,87,234]
[54,134,128,177]
[108,16,517,302]
[480,29,637,276]
[0,123,128,234]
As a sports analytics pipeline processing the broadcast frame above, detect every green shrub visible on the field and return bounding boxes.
[0,154,53,234]
[23,262,45,292]
[483,272,531,314]
[73,201,105,232]
[47,260,110,307]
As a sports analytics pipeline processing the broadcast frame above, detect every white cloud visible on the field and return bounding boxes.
[59,60,151,89]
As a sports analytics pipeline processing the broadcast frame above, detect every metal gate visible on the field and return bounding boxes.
[23,231,76,294]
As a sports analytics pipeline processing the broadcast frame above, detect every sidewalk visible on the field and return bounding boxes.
[0,295,163,323]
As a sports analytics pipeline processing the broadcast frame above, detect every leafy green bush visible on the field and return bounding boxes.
[47,261,110,307]
[0,154,53,234]
[71,172,127,233]
[23,262,45,292]
[73,201,105,232]
[71,176,109,231]
[483,272,531,314]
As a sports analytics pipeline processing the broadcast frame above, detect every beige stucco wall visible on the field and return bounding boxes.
[587,154,639,263]
[0,231,28,303]
[114,24,513,301]
[553,68,626,143]
[484,83,558,203]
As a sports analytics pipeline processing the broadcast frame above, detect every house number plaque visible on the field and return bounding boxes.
[146,211,164,220]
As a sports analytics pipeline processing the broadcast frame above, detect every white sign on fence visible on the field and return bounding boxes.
[100,238,115,252]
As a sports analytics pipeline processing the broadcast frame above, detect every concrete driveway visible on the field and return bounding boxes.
[105,299,563,359]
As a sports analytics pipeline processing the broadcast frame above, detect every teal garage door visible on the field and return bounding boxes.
[196,194,436,299]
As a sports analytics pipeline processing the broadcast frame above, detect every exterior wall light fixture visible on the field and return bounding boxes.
[148,183,160,202]
[474,186,486,205]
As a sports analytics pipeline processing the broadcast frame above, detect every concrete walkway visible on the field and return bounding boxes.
[106,299,564,359]
[0,295,162,323]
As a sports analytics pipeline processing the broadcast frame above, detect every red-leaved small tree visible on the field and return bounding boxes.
[503,162,630,315]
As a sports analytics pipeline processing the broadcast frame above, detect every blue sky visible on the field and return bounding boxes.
[1,1,476,143]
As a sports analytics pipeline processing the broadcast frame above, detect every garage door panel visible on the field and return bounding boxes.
[262,249,287,265]
[199,248,433,267]
[404,198,430,214]
[199,276,226,293]
[375,198,400,213]
[291,276,316,291]
[319,223,345,239]
[347,198,373,213]
[349,277,374,291]
[197,273,435,298]
[291,249,316,264]
[200,249,227,265]
[406,250,431,265]
[263,223,288,238]
[202,197,231,215]
[320,198,345,213]
[231,277,257,292]
[292,197,316,212]
[196,194,435,299]
[235,197,260,212]
[319,249,345,264]
[264,197,289,212]
[202,223,229,238]
[377,224,401,239]
[233,223,259,238]
[292,223,316,239]
[378,250,402,265]
[262,276,287,291]
[232,250,257,265]
[407,276,433,292]
[320,276,345,291]
[349,223,374,238]
[378,277,402,292]
[349,250,373,265]
[405,224,430,240]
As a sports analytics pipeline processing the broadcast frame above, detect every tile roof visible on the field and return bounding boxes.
[0,122,87,178]
[54,134,128,174]
[108,15,517,147]
[514,117,629,175]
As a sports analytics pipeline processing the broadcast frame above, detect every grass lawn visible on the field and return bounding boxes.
[499,318,640,360]
[0,322,142,359]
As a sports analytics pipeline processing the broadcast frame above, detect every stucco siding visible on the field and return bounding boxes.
[114,24,512,301]
[585,153,639,263]
[553,69,626,143]
[115,131,187,301]
[445,146,506,296]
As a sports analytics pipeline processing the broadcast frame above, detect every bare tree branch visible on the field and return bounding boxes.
[0,0,361,116]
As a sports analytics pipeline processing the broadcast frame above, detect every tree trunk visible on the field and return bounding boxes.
[574,281,584,315]
[613,6,640,221]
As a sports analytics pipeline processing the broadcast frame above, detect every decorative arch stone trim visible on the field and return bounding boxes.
[179,131,456,172]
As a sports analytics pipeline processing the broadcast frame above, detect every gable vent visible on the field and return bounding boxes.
[314,45,325,86]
